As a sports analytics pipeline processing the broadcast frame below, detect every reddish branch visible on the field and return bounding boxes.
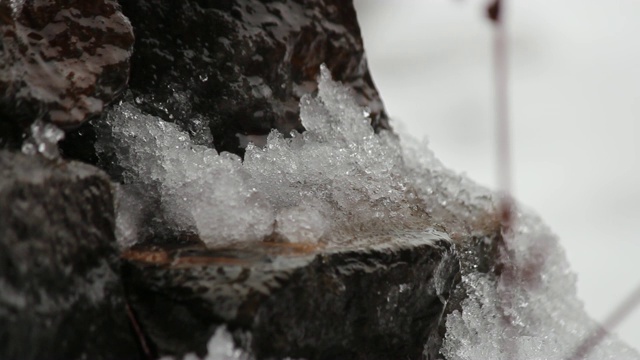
[489,1,519,357]
[487,1,640,358]
[488,0,513,230]
[125,301,154,360]
[567,284,640,360]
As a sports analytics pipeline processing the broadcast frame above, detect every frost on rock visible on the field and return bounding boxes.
[395,108,639,359]
[398,131,496,240]
[95,103,274,245]
[440,209,640,360]
[274,204,327,243]
[98,64,638,359]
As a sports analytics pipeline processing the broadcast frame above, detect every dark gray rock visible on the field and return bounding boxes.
[0,151,138,360]
[0,0,134,148]
[63,0,388,159]
[122,231,459,360]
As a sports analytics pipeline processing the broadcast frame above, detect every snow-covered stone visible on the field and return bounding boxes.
[104,65,638,359]
[440,209,640,360]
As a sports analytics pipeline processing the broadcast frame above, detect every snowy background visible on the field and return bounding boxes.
[354,0,640,349]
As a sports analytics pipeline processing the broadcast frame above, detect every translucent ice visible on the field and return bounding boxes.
[21,120,65,159]
[158,326,253,360]
[95,103,274,245]
[275,204,327,243]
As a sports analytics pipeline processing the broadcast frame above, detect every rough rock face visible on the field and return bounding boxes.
[0,0,134,148]
[0,151,138,360]
[122,231,458,360]
[431,228,503,358]
[117,0,388,155]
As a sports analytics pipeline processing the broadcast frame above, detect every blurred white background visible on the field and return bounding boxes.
[354,0,640,350]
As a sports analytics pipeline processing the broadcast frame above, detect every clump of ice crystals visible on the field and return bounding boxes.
[96,64,422,245]
[21,119,65,159]
[96,102,274,244]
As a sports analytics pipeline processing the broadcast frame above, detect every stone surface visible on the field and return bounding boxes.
[0,0,134,148]
[0,151,138,360]
[430,226,503,359]
[122,230,458,360]
[114,0,388,156]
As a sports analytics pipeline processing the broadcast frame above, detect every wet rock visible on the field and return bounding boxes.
[0,151,138,360]
[0,0,134,148]
[122,230,458,360]
[411,203,506,359]
[429,228,504,359]
[118,0,388,155]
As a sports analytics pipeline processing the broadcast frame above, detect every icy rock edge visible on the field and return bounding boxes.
[440,209,640,360]
[99,65,639,359]
[157,327,253,360]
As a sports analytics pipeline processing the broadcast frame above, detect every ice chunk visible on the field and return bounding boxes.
[159,326,305,360]
[21,120,65,159]
[204,327,250,360]
[112,183,146,247]
[95,102,274,245]
[275,204,327,243]
[158,326,253,360]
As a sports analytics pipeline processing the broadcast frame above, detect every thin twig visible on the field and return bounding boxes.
[125,301,154,360]
[489,0,514,230]
[566,283,640,360]
[488,1,640,359]
[489,1,519,359]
